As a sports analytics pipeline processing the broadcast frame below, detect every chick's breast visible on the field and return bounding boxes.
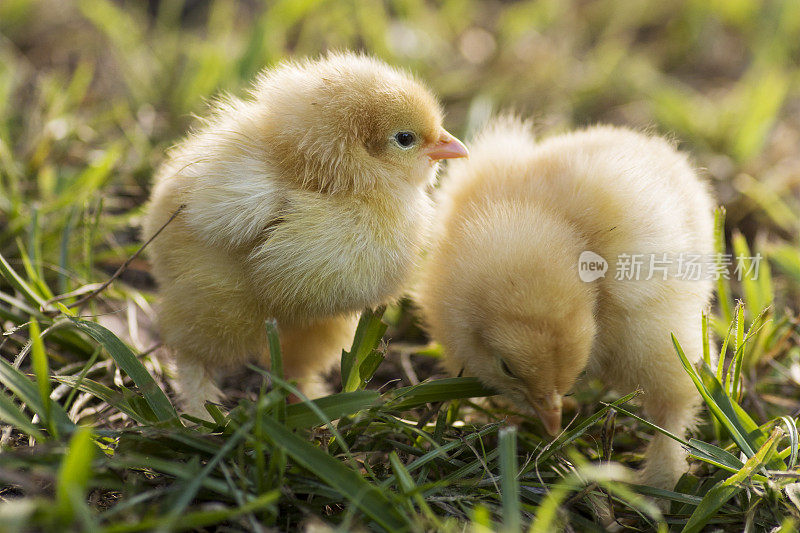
[245,186,433,322]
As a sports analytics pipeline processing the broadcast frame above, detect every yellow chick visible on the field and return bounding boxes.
[144,52,467,418]
[417,117,715,489]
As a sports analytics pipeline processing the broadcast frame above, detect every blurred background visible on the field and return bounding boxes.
[2,0,799,300]
[1,1,799,529]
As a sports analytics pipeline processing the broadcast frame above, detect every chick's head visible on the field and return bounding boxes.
[254,52,467,193]
[431,205,597,436]
[473,306,595,436]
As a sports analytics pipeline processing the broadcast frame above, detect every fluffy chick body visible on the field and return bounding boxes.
[417,118,715,489]
[145,52,465,417]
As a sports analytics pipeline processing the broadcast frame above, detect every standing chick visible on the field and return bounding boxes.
[417,118,715,489]
[144,52,467,418]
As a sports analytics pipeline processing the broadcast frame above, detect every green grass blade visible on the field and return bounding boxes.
[62,346,101,416]
[698,364,765,441]
[156,421,254,533]
[673,334,757,457]
[529,391,639,468]
[713,207,733,325]
[732,231,771,314]
[776,518,798,533]
[249,366,355,459]
[716,318,734,382]
[101,491,280,533]
[47,145,121,213]
[55,426,96,523]
[686,438,745,472]
[259,415,410,531]
[387,377,496,410]
[702,310,711,366]
[607,403,756,479]
[341,306,387,392]
[631,484,704,506]
[265,319,286,423]
[380,424,500,488]
[0,251,46,307]
[58,206,79,295]
[29,317,55,436]
[682,427,782,533]
[499,426,521,532]
[528,483,569,533]
[727,301,745,398]
[0,356,72,433]
[0,288,39,317]
[607,402,689,443]
[20,217,53,301]
[779,416,798,469]
[253,384,270,510]
[0,388,46,439]
[50,375,152,424]
[729,67,789,163]
[284,390,381,429]
[768,244,800,284]
[69,318,177,422]
[389,451,437,524]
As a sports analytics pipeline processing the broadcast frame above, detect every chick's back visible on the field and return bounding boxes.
[434,123,715,310]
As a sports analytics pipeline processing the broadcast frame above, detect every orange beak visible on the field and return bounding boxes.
[532,392,563,437]
[425,129,469,161]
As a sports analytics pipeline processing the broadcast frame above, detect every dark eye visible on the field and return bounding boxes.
[394,131,416,148]
[499,358,518,379]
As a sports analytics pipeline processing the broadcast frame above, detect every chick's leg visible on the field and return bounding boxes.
[635,333,704,490]
[639,389,700,490]
[275,315,359,399]
[156,277,266,421]
[597,312,704,490]
[171,355,223,420]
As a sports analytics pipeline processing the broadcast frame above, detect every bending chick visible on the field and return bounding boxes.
[144,52,467,418]
[417,118,715,489]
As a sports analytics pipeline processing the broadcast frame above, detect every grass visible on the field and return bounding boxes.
[1,0,800,530]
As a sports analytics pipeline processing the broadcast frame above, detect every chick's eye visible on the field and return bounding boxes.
[394,131,416,148]
[499,358,518,379]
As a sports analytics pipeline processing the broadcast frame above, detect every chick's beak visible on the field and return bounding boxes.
[425,130,469,161]
[532,392,563,437]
